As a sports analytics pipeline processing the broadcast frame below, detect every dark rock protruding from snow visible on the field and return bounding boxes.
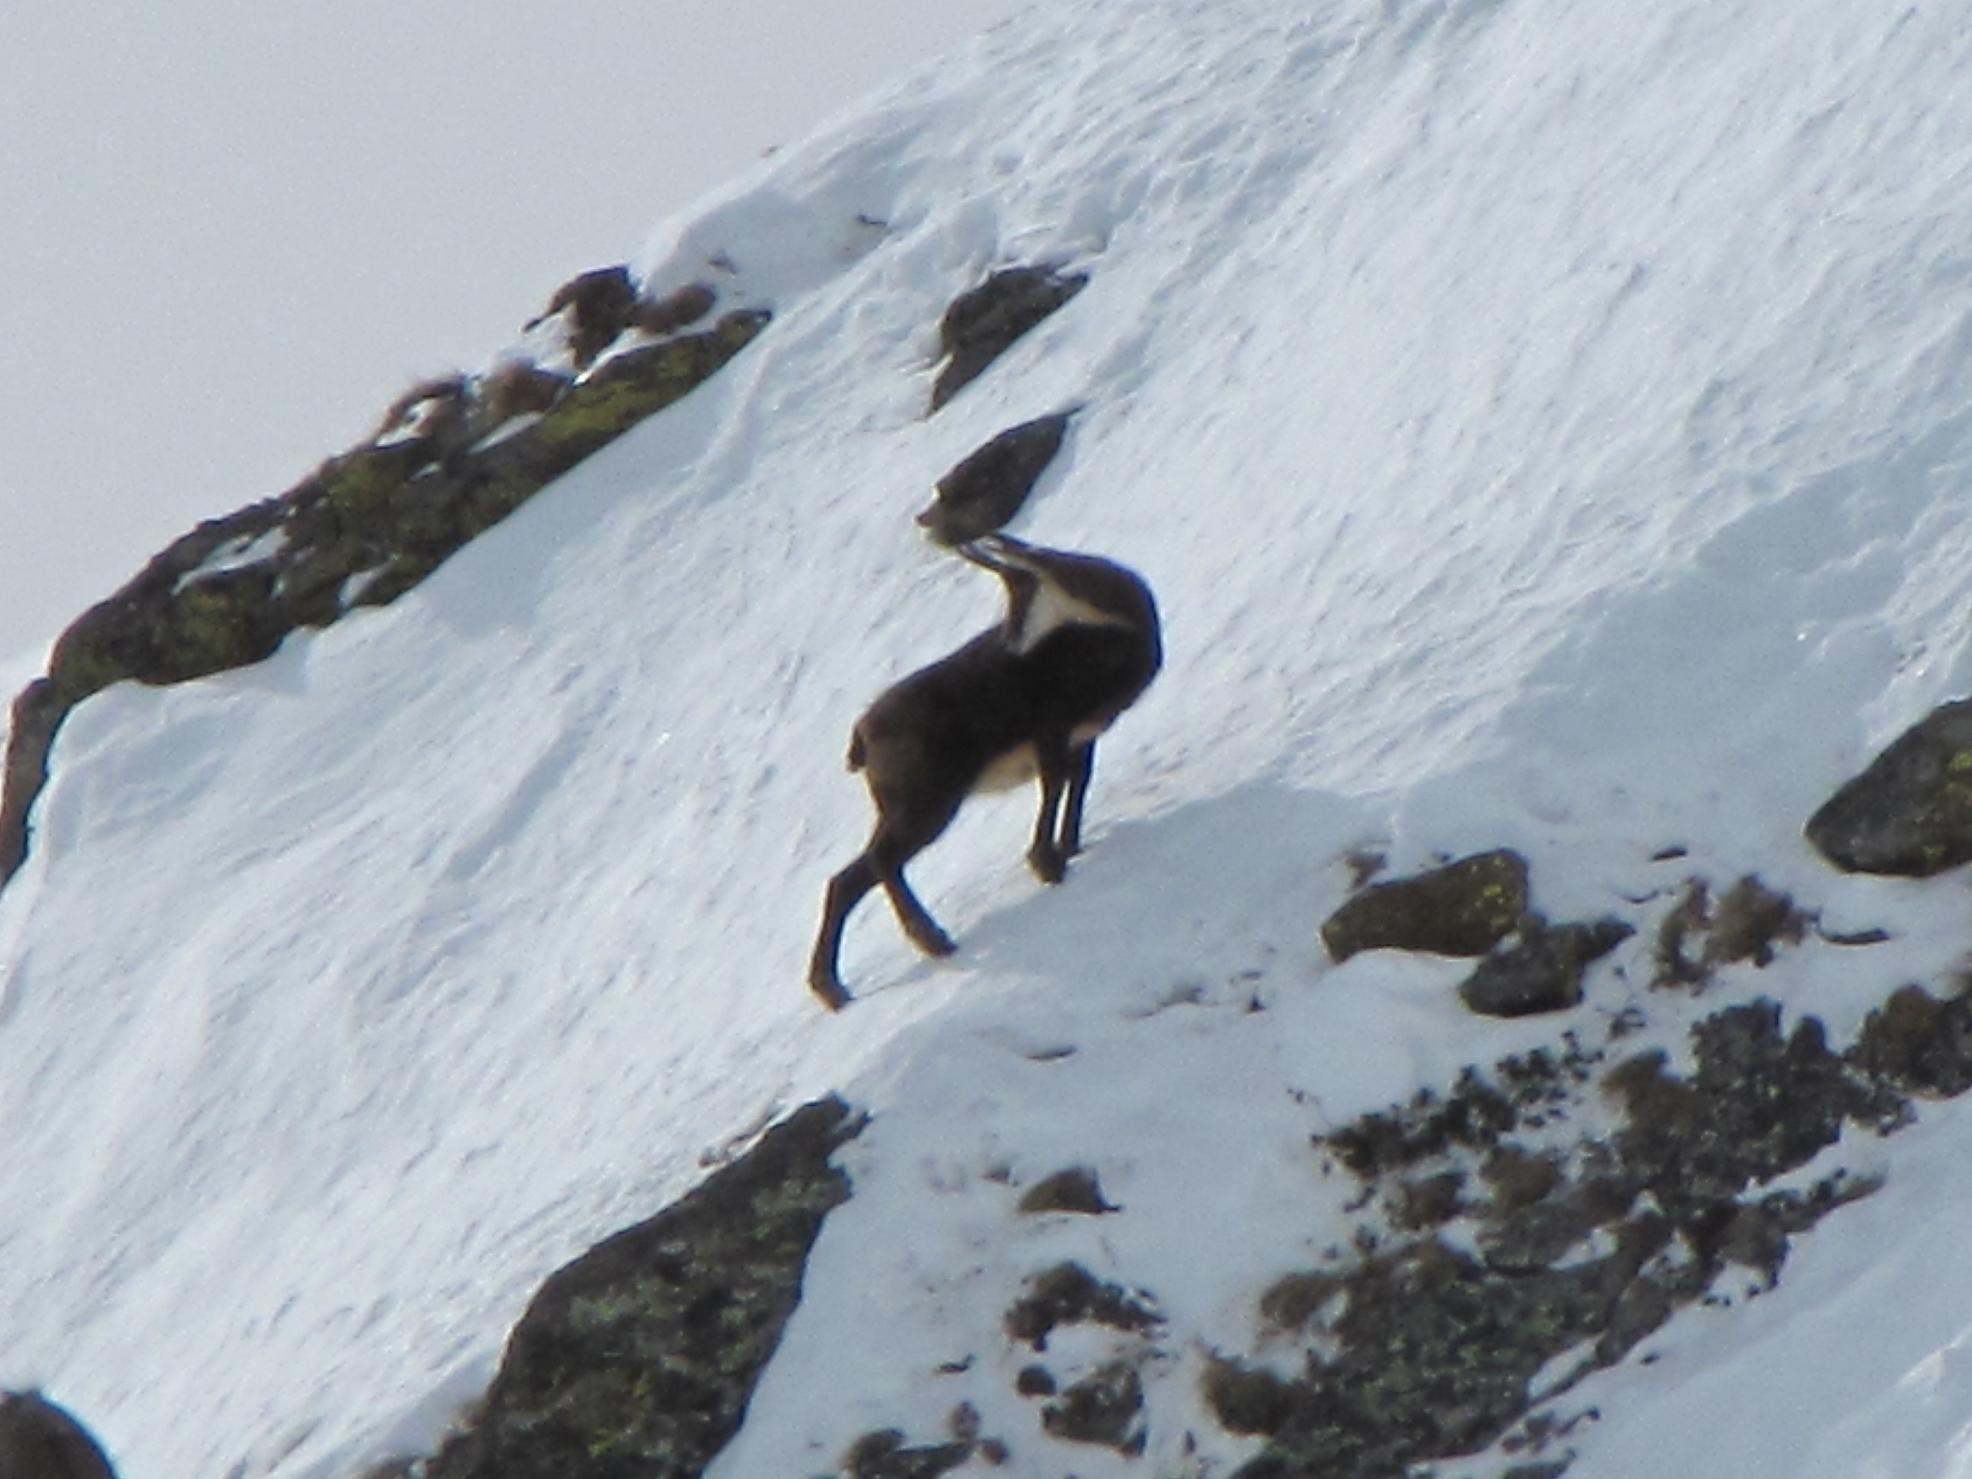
[1806,698,1972,875]
[0,305,769,890]
[1850,984,1972,1097]
[1458,916,1633,1018]
[526,267,720,370]
[1003,1263,1161,1352]
[418,1097,862,1479]
[0,1390,119,1479]
[1320,849,1530,963]
[1220,1001,1906,1478]
[1654,875,1812,987]
[916,413,1074,545]
[928,267,1088,412]
[1015,1165,1118,1216]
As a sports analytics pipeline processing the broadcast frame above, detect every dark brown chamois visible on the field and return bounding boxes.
[809,535,1162,1009]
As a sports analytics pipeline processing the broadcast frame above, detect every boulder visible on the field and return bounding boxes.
[1806,698,1972,875]
[414,1097,861,1479]
[1320,850,1530,963]
[928,267,1088,412]
[1457,917,1633,1018]
[0,1390,118,1479]
[916,413,1073,545]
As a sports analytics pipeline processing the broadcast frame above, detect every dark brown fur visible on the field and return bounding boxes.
[809,537,1160,1008]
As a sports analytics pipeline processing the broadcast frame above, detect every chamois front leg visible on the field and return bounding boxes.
[1056,740,1096,859]
[1026,736,1075,884]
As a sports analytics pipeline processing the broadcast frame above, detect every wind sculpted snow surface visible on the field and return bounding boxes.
[8,0,1972,1475]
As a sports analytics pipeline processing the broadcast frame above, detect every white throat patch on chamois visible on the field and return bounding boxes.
[1008,576,1134,654]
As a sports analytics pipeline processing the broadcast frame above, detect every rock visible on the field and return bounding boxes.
[1322,1071,1518,1179]
[840,1429,972,1479]
[0,680,64,881]
[1806,698,1972,875]
[1848,983,1972,1097]
[1225,994,1927,1478]
[528,265,641,368]
[1602,1003,1900,1225]
[916,413,1074,545]
[1390,1170,1466,1230]
[1042,1360,1145,1451]
[1656,876,1810,986]
[1457,917,1633,1018]
[1258,1271,1344,1332]
[1015,1165,1117,1216]
[420,1097,861,1479]
[928,267,1088,412]
[0,1390,118,1479]
[632,283,718,339]
[1320,850,1530,963]
[1003,1263,1161,1352]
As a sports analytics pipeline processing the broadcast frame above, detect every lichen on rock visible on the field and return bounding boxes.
[1320,849,1530,963]
[414,1096,862,1479]
[1806,698,1972,875]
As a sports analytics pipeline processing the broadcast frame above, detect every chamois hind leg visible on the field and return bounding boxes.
[1026,736,1075,885]
[1056,740,1096,859]
[809,855,879,1010]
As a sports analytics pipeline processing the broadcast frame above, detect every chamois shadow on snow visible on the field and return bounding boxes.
[863,778,1369,1008]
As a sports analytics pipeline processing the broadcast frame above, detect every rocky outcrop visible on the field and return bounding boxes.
[0,286,768,888]
[1806,697,1972,874]
[927,267,1088,413]
[915,412,1075,545]
[1210,1000,1908,1478]
[414,1097,861,1479]
[0,1390,119,1479]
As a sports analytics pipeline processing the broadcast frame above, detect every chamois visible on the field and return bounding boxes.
[808,534,1162,1009]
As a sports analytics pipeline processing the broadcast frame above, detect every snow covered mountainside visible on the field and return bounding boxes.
[11,0,1972,1474]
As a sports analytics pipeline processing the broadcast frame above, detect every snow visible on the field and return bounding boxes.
[7,0,1972,1475]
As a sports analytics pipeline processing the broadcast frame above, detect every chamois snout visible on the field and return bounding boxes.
[808,536,1160,1009]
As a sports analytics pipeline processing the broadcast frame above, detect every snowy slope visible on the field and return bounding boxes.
[9,0,1972,1475]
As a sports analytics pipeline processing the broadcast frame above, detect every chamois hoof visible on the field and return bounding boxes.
[910,925,958,958]
[809,970,852,1012]
[1028,846,1068,885]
